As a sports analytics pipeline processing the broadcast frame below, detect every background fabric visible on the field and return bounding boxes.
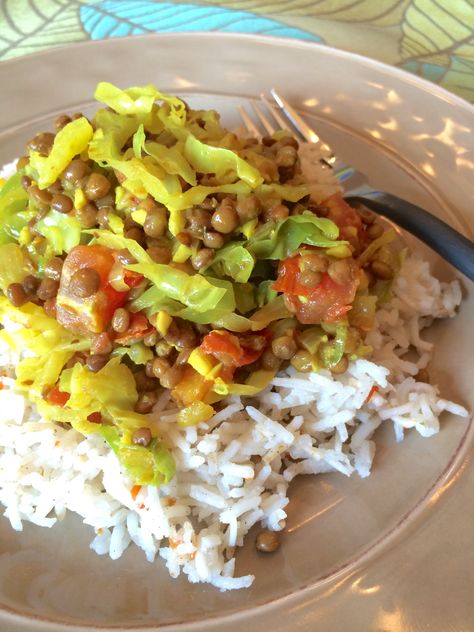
[0,0,473,102]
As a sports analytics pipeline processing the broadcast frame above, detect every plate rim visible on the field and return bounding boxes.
[0,30,473,632]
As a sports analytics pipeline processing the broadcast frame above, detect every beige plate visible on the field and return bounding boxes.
[0,33,473,632]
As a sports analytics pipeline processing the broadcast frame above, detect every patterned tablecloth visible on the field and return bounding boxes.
[0,0,473,102]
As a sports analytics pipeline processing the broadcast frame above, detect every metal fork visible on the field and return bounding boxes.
[239,90,474,282]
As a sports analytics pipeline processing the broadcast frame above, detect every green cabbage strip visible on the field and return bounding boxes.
[319,324,348,369]
[0,173,30,244]
[256,183,310,203]
[144,141,197,186]
[0,244,34,290]
[36,210,82,256]
[91,230,236,317]
[94,82,186,128]
[29,117,93,189]
[246,213,344,260]
[357,228,397,266]
[183,134,263,187]
[204,242,255,283]
[0,298,90,398]
[256,280,278,307]
[101,426,175,486]
[113,343,154,365]
[212,294,292,332]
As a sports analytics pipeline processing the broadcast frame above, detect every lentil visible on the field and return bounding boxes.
[28,132,55,155]
[135,392,158,414]
[132,427,152,446]
[330,355,349,375]
[91,332,113,356]
[327,259,353,285]
[147,246,171,264]
[151,357,171,379]
[302,252,328,272]
[191,248,214,271]
[7,283,28,307]
[63,159,90,184]
[236,194,261,221]
[371,260,393,280]
[263,203,289,223]
[37,278,59,301]
[54,114,71,130]
[159,365,184,389]
[21,175,32,191]
[144,207,167,238]
[28,185,52,210]
[85,173,111,201]
[255,529,280,553]
[69,267,101,298]
[202,231,225,249]
[143,331,158,347]
[272,335,297,360]
[111,308,130,333]
[51,193,73,214]
[366,223,384,240]
[260,348,281,371]
[75,202,98,228]
[22,275,40,295]
[299,269,322,288]
[86,353,109,373]
[211,203,239,234]
[290,350,313,372]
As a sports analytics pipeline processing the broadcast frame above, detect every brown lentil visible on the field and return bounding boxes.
[327,259,353,285]
[187,208,212,233]
[155,340,172,357]
[302,252,328,273]
[21,175,32,191]
[51,193,73,214]
[96,206,112,229]
[37,277,59,301]
[159,365,185,389]
[75,202,98,228]
[255,529,280,553]
[84,173,111,201]
[235,194,261,221]
[264,203,290,223]
[134,370,158,392]
[176,231,192,246]
[28,132,55,155]
[202,231,225,249]
[111,307,130,333]
[54,114,71,130]
[299,269,322,288]
[86,353,109,373]
[7,283,28,307]
[211,200,239,234]
[150,357,171,379]
[22,275,40,295]
[260,348,281,371]
[275,145,297,168]
[191,248,214,271]
[16,156,29,171]
[91,332,113,356]
[144,207,167,238]
[69,267,101,298]
[143,331,158,347]
[124,227,145,246]
[147,245,172,264]
[366,223,384,240]
[116,249,137,265]
[330,355,349,375]
[63,159,90,184]
[371,260,393,280]
[29,184,52,210]
[272,335,297,360]
[135,391,158,414]
[132,427,153,446]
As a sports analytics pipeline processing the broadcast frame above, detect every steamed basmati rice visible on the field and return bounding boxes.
[0,157,469,591]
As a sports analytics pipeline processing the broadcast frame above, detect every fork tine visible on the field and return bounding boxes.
[260,94,299,137]
[251,102,275,135]
[238,105,262,140]
[270,88,321,144]
[271,89,336,164]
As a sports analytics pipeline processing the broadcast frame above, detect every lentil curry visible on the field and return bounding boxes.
[0,83,399,486]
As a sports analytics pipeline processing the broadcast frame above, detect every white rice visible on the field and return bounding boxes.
[0,157,469,591]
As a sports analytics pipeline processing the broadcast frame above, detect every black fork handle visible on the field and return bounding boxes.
[346,192,474,282]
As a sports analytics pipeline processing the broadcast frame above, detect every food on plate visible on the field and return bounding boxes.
[0,83,468,590]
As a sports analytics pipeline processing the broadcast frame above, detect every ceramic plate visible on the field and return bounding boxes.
[0,33,473,632]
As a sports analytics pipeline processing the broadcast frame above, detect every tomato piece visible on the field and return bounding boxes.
[200,330,263,368]
[56,245,129,334]
[114,313,153,344]
[273,256,312,297]
[275,252,360,324]
[322,193,364,247]
[123,269,144,288]
[46,386,70,407]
